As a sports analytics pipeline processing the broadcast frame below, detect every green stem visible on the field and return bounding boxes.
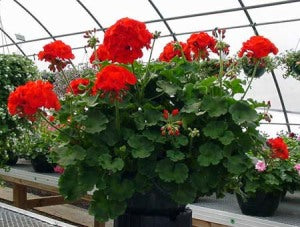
[115,101,120,134]
[189,137,194,153]
[241,61,260,100]
[39,112,71,138]
[218,50,224,89]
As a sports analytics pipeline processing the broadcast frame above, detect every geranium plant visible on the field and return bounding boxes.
[237,136,300,196]
[277,49,300,80]
[8,18,279,222]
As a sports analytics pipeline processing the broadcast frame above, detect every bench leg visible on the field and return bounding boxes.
[94,218,105,227]
[13,184,27,209]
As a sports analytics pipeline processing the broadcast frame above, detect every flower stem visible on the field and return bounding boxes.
[115,101,120,134]
[241,61,259,100]
[218,50,224,89]
[61,70,74,94]
[38,112,71,138]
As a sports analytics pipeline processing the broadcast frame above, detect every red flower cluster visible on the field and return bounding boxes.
[161,109,182,136]
[159,41,191,62]
[89,44,109,64]
[38,40,75,71]
[238,36,278,59]
[67,78,90,95]
[187,32,217,60]
[103,17,153,64]
[92,65,137,100]
[8,80,61,118]
[267,137,289,160]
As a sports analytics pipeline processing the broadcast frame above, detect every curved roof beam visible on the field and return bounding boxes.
[13,0,55,40]
[2,1,299,49]
[76,0,106,32]
[0,27,26,56]
[148,0,177,41]
[24,17,300,58]
[238,0,291,133]
[146,0,300,24]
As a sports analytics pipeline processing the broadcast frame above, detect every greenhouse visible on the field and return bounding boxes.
[0,0,299,226]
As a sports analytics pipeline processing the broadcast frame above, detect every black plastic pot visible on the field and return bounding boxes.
[114,187,192,227]
[292,64,300,75]
[242,63,266,78]
[31,154,54,173]
[236,191,281,217]
[6,151,18,166]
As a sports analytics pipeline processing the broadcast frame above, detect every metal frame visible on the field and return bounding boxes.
[0,27,26,55]
[76,0,106,32]
[13,0,56,41]
[148,0,177,41]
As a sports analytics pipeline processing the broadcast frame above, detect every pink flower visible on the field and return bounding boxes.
[294,164,300,175]
[255,160,267,172]
[54,165,64,174]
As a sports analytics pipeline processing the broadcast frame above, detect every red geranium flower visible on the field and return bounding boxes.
[89,44,109,64]
[38,40,75,72]
[66,78,90,95]
[8,80,60,119]
[92,65,137,100]
[187,32,217,60]
[159,41,191,62]
[172,109,179,116]
[267,137,289,160]
[238,36,278,59]
[103,17,153,64]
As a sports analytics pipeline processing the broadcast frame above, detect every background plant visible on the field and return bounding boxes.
[0,54,38,166]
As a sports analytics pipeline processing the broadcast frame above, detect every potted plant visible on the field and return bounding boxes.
[236,136,300,217]
[278,50,300,80]
[7,18,279,226]
[0,54,38,168]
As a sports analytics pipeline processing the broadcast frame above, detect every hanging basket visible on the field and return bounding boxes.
[242,63,266,78]
[236,191,281,217]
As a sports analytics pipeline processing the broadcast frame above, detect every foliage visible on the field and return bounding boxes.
[277,50,300,80]
[0,54,38,166]
[8,19,279,222]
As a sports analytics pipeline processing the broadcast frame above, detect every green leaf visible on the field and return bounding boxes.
[107,177,135,201]
[156,80,180,96]
[83,109,109,133]
[138,158,156,177]
[219,131,235,145]
[203,121,228,139]
[171,183,196,204]
[198,142,223,166]
[85,146,109,167]
[143,129,166,144]
[181,100,201,114]
[224,155,251,175]
[59,166,85,201]
[195,76,217,94]
[229,101,258,124]
[201,96,228,117]
[173,135,189,148]
[156,159,188,183]
[58,145,86,166]
[128,135,154,158]
[78,166,99,191]
[167,150,185,162]
[89,190,127,222]
[98,154,124,173]
[226,79,244,95]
